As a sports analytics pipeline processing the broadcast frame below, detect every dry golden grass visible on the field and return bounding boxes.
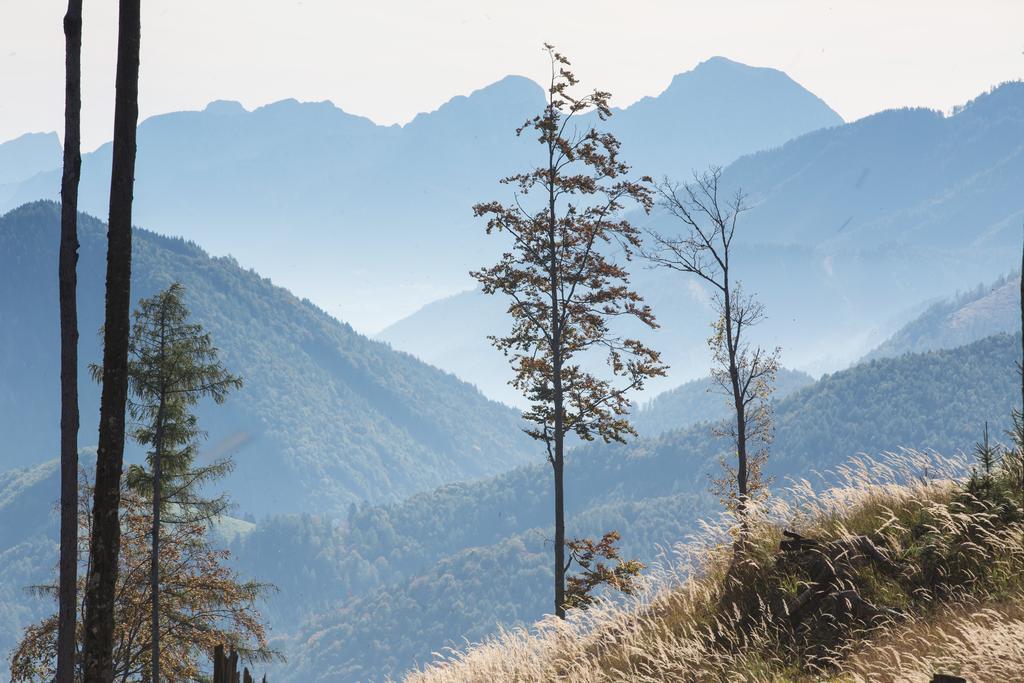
[842,598,1024,682]
[404,450,1024,682]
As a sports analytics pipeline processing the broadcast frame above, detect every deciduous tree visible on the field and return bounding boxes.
[645,168,779,523]
[471,44,663,618]
[563,531,644,610]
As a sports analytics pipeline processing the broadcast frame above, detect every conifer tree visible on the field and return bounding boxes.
[10,481,272,682]
[969,421,1001,498]
[119,282,242,683]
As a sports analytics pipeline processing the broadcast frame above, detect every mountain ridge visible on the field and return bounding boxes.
[0,201,536,516]
[380,81,1024,403]
[0,57,842,333]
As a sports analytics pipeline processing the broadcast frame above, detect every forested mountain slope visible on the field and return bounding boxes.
[230,333,1020,681]
[4,332,1017,680]
[1,58,840,331]
[867,273,1021,360]
[0,202,534,515]
[0,460,61,678]
[632,367,815,438]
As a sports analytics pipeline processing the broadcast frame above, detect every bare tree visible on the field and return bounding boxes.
[81,0,141,680]
[645,168,779,522]
[472,45,664,618]
[56,2,83,682]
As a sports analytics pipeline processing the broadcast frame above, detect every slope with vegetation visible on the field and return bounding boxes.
[227,333,1020,682]
[4,332,1018,680]
[632,367,814,439]
[0,460,62,671]
[868,273,1022,360]
[407,449,1024,681]
[0,201,535,515]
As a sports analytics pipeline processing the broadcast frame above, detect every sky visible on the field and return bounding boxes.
[2,0,1023,150]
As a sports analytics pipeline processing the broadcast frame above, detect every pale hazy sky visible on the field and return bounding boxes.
[1,0,1023,150]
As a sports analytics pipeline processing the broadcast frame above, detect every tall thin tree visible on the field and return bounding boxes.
[119,283,242,683]
[645,169,779,524]
[472,45,664,618]
[81,0,142,680]
[56,2,83,682]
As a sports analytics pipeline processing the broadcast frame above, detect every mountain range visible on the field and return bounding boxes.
[380,81,1024,405]
[0,57,842,333]
[0,132,62,208]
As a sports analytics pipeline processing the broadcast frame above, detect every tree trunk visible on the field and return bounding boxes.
[547,124,567,620]
[721,272,749,518]
[57,2,83,682]
[150,398,164,683]
[553,436,565,618]
[82,1,141,680]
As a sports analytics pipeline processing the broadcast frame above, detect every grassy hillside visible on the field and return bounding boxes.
[0,201,535,515]
[407,451,1024,681]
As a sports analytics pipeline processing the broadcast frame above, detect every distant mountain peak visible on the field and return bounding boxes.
[203,99,247,115]
[693,55,751,70]
[479,73,544,95]
[618,57,842,128]
[670,55,788,86]
[0,131,62,185]
[405,74,545,128]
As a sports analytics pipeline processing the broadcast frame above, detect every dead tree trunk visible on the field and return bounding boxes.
[81,1,141,681]
[56,2,83,682]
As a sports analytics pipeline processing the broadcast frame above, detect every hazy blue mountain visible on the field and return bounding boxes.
[380,82,1024,403]
[0,59,841,332]
[0,132,62,210]
[0,132,61,186]
[867,273,1021,360]
[0,202,535,516]
[603,56,842,181]
[632,367,815,438]
[720,83,1024,253]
